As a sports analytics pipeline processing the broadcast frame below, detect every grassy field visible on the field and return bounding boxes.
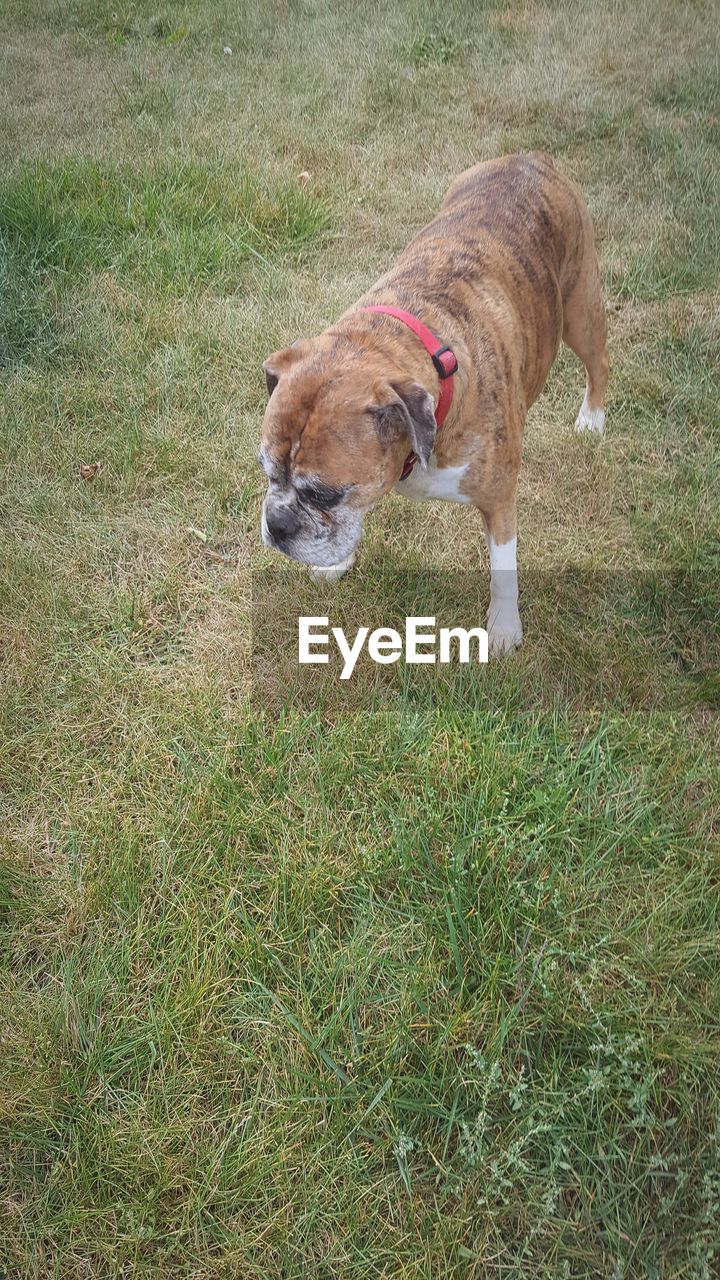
[1,1,719,1276]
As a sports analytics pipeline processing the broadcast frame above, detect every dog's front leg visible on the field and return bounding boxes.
[482,501,523,654]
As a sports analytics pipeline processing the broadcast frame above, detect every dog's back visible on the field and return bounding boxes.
[377,152,600,410]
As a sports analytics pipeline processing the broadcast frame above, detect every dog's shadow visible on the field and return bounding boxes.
[251,560,719,718]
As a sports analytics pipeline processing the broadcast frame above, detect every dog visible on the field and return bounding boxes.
[259,152,608,652]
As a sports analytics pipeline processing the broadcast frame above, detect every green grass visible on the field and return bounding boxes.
[0,161,327,287]
[1,1,719,1276]
[0,160,328,367]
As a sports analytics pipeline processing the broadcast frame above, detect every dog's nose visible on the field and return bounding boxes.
[265,505,301,543]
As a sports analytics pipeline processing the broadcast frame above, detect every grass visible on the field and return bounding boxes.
[0,160,327,367]
[1,0,719,1275]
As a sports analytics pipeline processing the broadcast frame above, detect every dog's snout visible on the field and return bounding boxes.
[265,504,301,544]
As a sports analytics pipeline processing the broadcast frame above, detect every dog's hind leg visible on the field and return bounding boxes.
[562,227,609,435]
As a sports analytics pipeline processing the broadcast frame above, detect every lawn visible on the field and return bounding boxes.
[1,1,719,1276]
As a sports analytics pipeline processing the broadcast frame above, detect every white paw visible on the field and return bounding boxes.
[487,603,523,655]
[309,553,355,585]
[574,405,605,434]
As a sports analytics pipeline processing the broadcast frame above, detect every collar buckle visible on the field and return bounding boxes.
[432,345,459,380]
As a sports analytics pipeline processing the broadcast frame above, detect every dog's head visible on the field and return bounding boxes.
[258,336,436,567]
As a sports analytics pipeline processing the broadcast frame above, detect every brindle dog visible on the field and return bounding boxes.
[259,152,608,651]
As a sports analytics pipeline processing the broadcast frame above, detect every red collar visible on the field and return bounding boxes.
[358,304,458,480]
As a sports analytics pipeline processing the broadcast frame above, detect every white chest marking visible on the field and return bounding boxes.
[394,457,470,504]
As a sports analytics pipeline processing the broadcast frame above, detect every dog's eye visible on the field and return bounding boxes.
[297,484,345,510]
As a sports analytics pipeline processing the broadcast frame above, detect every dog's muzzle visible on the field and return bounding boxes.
[262,490,365,567]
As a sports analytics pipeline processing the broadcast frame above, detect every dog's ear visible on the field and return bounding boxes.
[372,382,437,468]
[262,339,311,399]
[263,359,282,398]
